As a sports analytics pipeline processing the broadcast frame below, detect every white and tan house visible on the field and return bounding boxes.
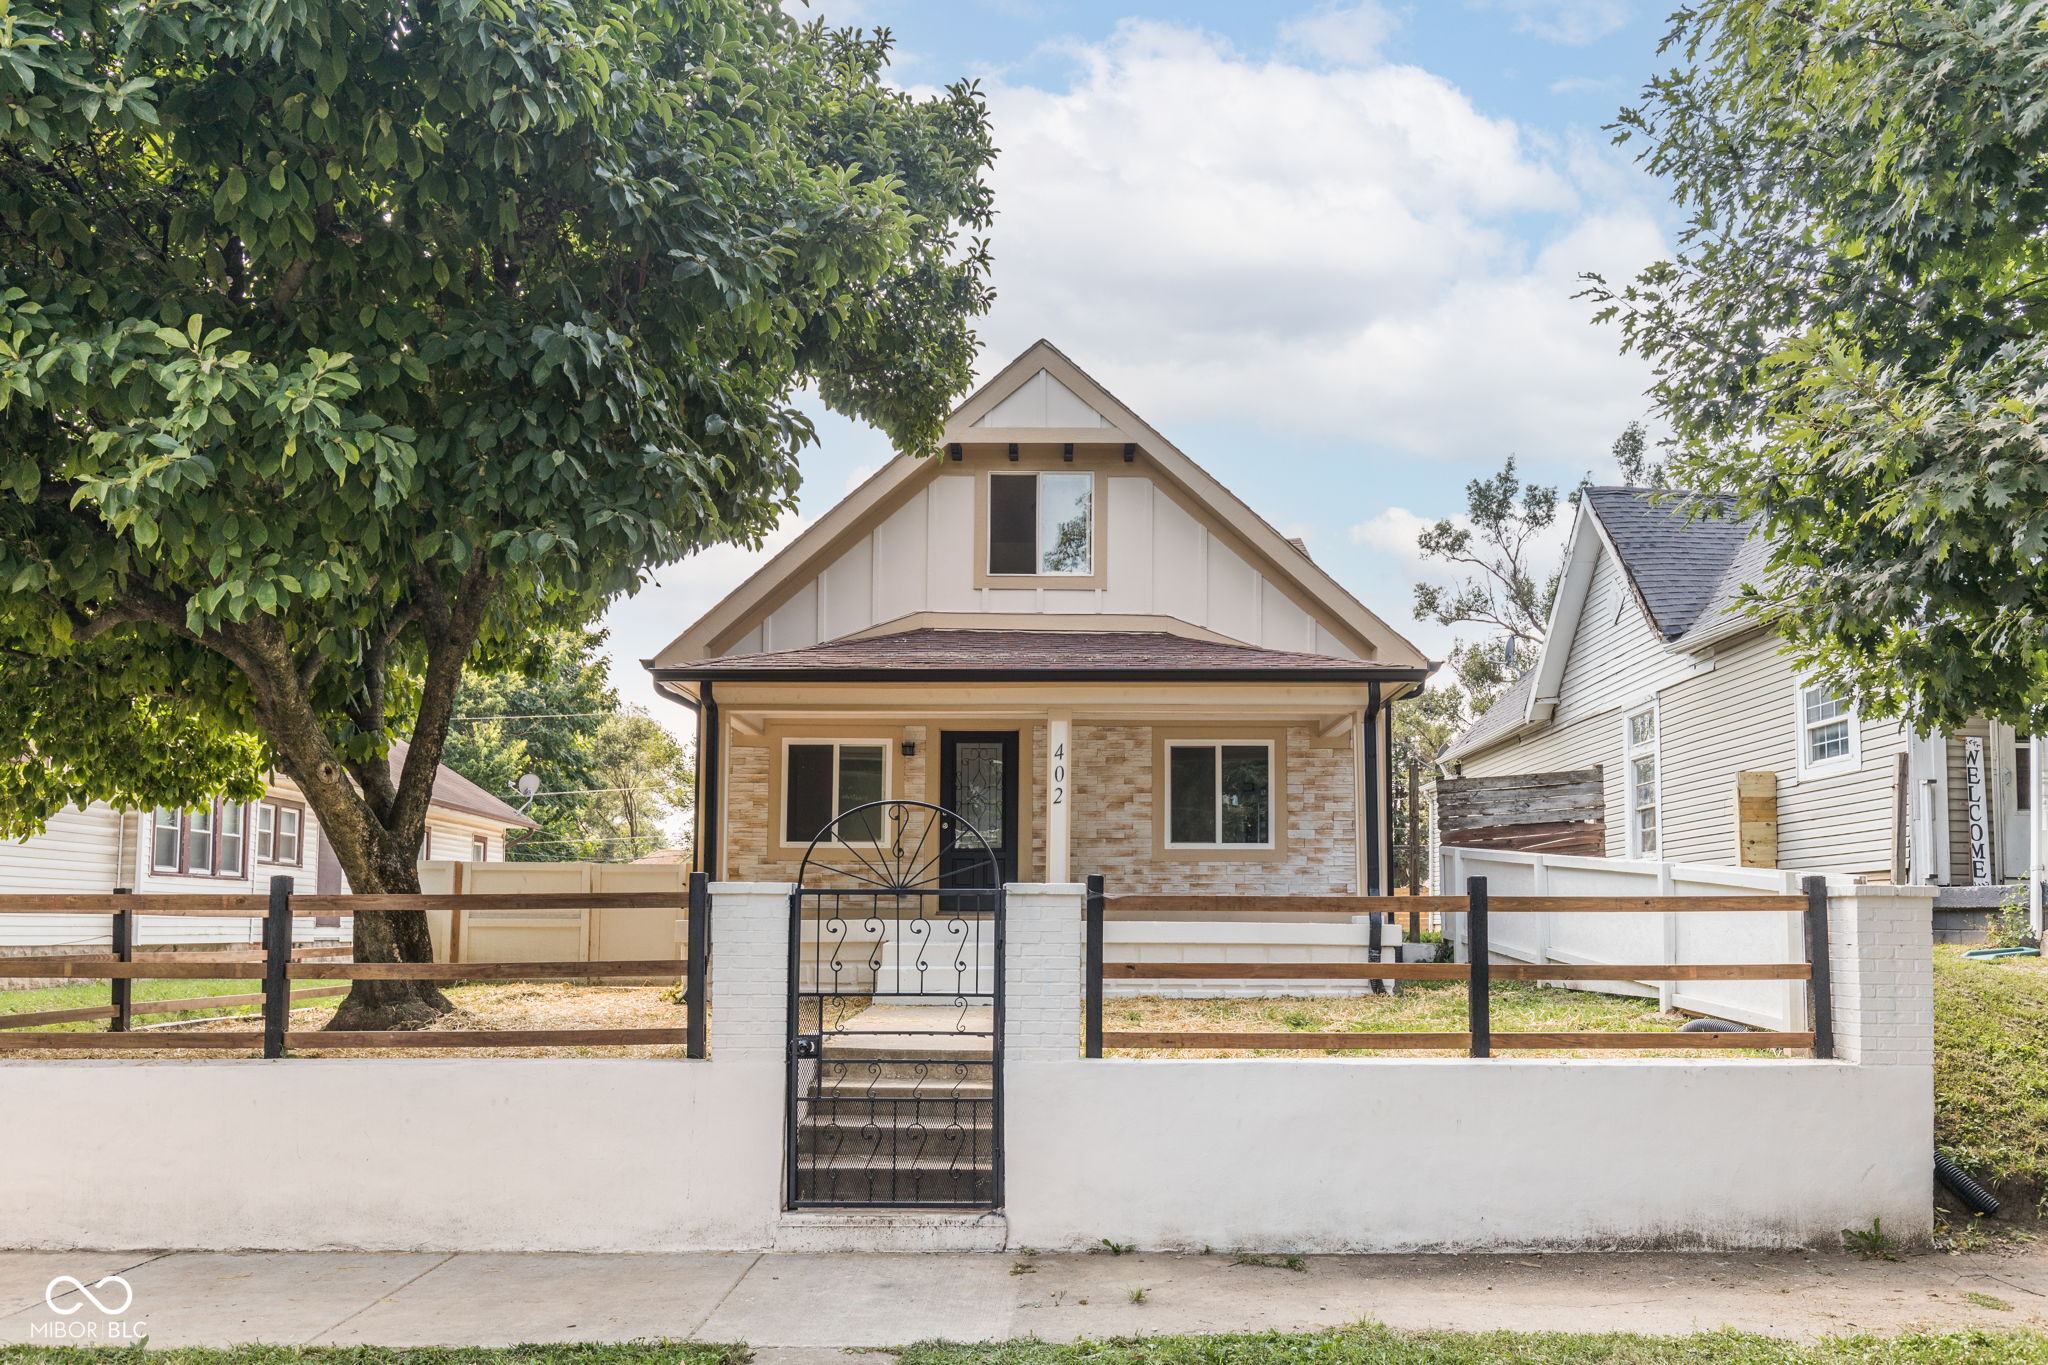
[646,341,1433,894]
[1440,487,2044,926]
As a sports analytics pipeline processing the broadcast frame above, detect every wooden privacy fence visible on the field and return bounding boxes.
[1083,875,1832,1059]
[0,873,711,1058]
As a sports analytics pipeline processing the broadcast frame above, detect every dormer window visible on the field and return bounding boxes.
[988,471,1093,576]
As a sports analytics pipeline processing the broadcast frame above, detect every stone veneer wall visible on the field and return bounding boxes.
[724,725,928,883]
[721,721,1353,893]
[1071,723,1356,894]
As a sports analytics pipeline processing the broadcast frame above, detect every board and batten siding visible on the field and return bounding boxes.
[720,466,1355,660]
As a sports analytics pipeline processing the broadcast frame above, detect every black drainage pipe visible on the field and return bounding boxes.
[1935,1153,2001,1217]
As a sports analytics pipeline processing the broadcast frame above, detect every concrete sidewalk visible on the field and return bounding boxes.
[1,1246,2043,1350]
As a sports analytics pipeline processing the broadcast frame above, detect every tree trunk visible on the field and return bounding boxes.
[327,853,454,1032]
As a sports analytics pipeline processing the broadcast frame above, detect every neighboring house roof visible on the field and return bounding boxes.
[650,628,1428,683]
[648,339,1430,672]
[632,848,687,864]
[386,740,541,829]
[1578,488,1755,642]
[1442,487,1770,764]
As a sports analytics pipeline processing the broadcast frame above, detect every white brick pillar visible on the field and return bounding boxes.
[1825,883,1936,1067]
[707,882,793,1060]
[1003,882,1086,1061]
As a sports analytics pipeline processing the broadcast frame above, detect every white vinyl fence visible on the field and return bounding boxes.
[1438,846,1844,1031]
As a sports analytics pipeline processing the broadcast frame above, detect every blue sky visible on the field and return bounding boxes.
[603,0,1679,716]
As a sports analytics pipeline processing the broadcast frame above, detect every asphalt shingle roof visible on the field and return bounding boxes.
[659,628,1417,679]
[1579,487,1758,641]
[1442,487,1769,762]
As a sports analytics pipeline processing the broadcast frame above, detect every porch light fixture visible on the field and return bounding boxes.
[1122,442,1136,463]
[900,741,917,757]
[1062,443,1074,462]
[1007,443,1019,461]
[946,443,962,461]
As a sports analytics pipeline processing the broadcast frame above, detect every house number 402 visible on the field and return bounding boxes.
[1051,742,1066,805]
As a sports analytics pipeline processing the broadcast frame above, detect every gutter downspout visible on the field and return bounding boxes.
[1362,682,1383,896]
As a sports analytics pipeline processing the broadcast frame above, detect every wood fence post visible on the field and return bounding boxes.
[1084,874,1105,1059]
[1466,875,1490,1058]
[108,889,132,1033]
[1802,875,1835,1060]
[263,875,293,1059]
[686,871,710,1060]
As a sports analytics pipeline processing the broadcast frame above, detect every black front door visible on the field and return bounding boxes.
[939,731,1019,887]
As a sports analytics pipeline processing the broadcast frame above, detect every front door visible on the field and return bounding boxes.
[939,732,1019,887]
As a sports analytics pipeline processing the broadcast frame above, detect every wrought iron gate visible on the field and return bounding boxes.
[788,800,1004,1209]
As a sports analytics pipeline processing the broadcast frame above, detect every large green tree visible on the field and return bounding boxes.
[1587,0,2048,733]
[0,0,994,1025]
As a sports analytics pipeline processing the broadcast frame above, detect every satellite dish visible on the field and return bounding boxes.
[515,773,542,798]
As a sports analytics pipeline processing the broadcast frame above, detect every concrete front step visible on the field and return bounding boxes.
[773,1207,1008,1252]
[801,1097,994,1129]
[796,1112,994,1156]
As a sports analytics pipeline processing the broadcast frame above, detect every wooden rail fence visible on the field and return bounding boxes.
[0,874,712,1057]
[1083,874,1832,1058]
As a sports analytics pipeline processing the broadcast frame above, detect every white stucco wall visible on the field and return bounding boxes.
[1003,1058,1928,1252]
[0,880,1931,1255]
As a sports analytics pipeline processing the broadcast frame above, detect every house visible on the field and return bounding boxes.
[0,742,539,952]
[1440,486,2042,919]
[645,340,1433,894]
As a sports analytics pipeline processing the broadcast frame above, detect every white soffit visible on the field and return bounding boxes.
[970,369,1113,429]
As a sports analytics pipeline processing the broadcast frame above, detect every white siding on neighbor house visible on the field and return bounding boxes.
[1657,629,1907,878]
[1461,615,1911,879]
[718,468,1355,658]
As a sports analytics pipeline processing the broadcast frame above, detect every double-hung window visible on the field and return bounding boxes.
[1796,683,1860,775]
[785,741,889,844]
[1164,741,1273,848]
[256,800,304,865]
[151,800,248,878]
[987,471,1094,576]
[1623,703,1659,857]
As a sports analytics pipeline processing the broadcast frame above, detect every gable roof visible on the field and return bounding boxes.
[1441,487,1769,763]
[652,627,1428,683]
[1579,488,1755,641]
[647,340,1430,672]
[387,740,541,829]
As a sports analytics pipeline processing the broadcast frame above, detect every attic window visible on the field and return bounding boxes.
[988,472,1093,576]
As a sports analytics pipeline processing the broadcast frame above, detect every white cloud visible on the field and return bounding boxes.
[969,18,1663,465]
[1473,0,1632,45]
[1278,2,1401,67]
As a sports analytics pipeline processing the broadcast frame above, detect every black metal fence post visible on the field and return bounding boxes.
[262,874,292,1059]
[1367,910,1385,995]
[1084,874,1105,1058]
[1802,875,1835,1060]
[1466,876,1491,1058]
[109,889,132,1033]
[686,871,710,1059]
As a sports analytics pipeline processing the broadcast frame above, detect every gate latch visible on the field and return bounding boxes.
[793,1034,820,1059]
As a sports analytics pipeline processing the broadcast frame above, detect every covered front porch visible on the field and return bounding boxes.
[651,628,1428,894]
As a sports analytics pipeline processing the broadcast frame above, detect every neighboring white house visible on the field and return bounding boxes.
[0,741,538,951]
[1441,487,2043,923]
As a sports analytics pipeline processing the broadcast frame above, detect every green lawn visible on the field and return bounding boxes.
[3,1330,2045,1365]
[0,978,274,1029]
[1934,946,2048,1201]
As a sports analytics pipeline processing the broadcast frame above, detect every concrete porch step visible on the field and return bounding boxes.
[772,1207,1008,1252]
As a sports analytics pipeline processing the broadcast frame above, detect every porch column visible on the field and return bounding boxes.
[1047,708,1072,882]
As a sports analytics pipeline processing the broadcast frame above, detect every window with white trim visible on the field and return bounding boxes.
[1796,683,1860,774]
[150,801,248,878]
[784,741,889,844]
[1164,741,1273,848]
[472,834,490,861]
[1623,703,1659,856]
[987,471,1094,576]
[256,800,304,866]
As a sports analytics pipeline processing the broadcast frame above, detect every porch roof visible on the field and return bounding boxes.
[649,628,1430,684]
